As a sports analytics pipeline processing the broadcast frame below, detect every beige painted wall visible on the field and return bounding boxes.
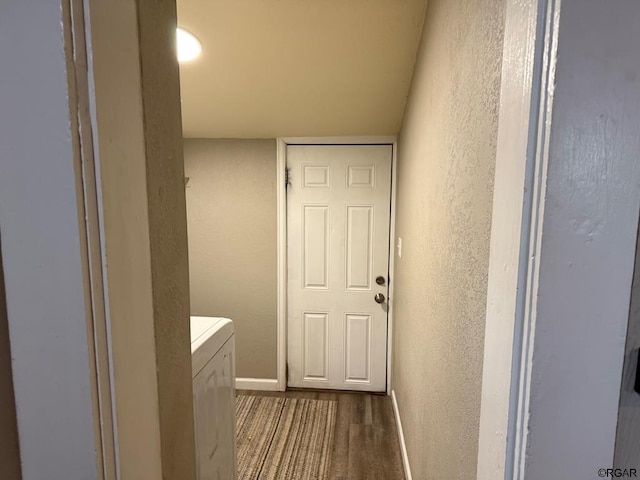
[138,2,196,477]
[184,139,277,379]
[88,0,195,476]
[0,246,21,480]
[392,0,505,478]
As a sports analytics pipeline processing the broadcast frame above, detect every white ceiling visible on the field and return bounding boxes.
[177,0,427,138]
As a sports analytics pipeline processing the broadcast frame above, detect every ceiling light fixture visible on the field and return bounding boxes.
[177,28,202,63]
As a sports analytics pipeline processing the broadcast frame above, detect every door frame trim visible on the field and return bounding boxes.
[276,136,397,394]
[477,1,554,477]
[479,0,640,477]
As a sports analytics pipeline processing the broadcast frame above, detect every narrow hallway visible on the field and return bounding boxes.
[237,390,405,479]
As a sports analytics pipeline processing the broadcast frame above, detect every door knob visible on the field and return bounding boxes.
[374,293,385,304]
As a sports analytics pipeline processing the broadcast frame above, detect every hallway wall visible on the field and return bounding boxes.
[184,139,278,379]
[392,0,505,478]
[88,0,196,475]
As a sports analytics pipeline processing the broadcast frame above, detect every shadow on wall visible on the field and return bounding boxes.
[615,220,640,468]
[0,236,22,480]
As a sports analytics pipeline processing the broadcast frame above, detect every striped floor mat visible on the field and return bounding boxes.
[236,395,337,480]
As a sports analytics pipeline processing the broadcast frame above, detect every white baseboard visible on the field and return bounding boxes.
[235,378,279,391]
[391,390,413,480]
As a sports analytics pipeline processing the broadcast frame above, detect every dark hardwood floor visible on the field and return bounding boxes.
[237,389,405,480]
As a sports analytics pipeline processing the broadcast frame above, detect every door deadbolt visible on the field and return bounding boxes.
[374,293,386,304]
[375,275,386,286]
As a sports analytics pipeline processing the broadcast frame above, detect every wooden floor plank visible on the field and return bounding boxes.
[348,424,404,479]
[363,395,373,426]
[349,394,366,425]
[329,394,353,479]
[370,395,405,477]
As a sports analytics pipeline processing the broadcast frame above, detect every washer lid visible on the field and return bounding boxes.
[190,316,225,344]
[190,316,234,377]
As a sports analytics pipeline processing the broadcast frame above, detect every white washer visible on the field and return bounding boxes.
[190,316,237,480]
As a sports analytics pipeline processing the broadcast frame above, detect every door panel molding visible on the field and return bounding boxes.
[302,205,331,290]
[344,313,372,384]
[346,205,374,291]
[302,311,330,381]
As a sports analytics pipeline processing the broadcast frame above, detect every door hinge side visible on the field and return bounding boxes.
[285,167,291,187]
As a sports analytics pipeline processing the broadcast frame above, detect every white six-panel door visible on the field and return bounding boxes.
[287,145,392,391]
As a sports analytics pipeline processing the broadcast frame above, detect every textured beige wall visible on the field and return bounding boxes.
[392,0,504,478]
[0,247,21,480]
[88,0,195,477]
[137,1,196,478]
[88,0,163,475]
[184,139,277,379]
